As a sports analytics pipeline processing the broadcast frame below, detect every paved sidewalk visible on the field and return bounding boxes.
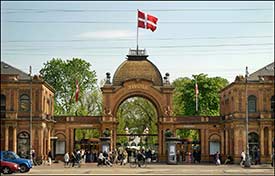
[16,162,274,175]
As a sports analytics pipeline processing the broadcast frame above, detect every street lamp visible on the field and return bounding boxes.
[29,66,33,163]
[244,66,251,167]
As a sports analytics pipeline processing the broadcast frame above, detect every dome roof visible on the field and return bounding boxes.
[112,55,163,86]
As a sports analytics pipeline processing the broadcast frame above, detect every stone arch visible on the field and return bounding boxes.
[113,90,162,120]
[17,131,30,158]
[54,132,66,156]
[209,133,221,155]
[100,50,174,161]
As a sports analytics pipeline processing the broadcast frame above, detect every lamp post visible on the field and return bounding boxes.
[29,66,33,163]
[244,66,251,167]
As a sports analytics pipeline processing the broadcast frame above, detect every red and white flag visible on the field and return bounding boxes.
[195,82,199,96]
[75,80,79,102]
[138,10,158,32]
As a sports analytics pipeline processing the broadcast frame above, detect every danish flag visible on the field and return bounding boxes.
[75,80,79,102]
[195,82,199,96]
[138,10,158,32]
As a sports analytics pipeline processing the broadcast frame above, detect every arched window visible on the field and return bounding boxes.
[248,95,257,113]
[248,132,259,161]
[17,131,30,158]
[1,94,6,118]
[20,94,30,112]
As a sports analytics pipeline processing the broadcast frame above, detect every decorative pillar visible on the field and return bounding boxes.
[13,127,17,152]
[32,128,35,149]
[65,128,69,153]
[39,128,44,157]
[47,128,51,151]
[268,128,272,155]
[225,129,228,155]
[205,129,209,156]
[70,128,74,152]
[233,129,239,156]
[221,130,224,155]
[5,126,9,150]
[260,127,264,156]
[200,129,205,155]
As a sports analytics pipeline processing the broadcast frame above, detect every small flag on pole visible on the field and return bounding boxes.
[138,10,158,32]
[75,80,79,102]
[195,82,199,96]
[195,80,199,112]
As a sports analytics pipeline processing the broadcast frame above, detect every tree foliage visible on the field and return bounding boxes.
[116,97,158,146]
[39,58,98,115]
[172,73,229,116]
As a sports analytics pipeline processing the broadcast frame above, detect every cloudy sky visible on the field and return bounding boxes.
[1,1,274,83]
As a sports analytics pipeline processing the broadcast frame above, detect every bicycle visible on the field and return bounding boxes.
[129,157,147,168]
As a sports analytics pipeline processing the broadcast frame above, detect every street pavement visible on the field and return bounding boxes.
[15,162,274,175]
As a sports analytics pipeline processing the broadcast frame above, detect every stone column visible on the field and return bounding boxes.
[48,128,51,151]
[70,128,74,152]
[5,126,9,150]
[200,129,205,155]
[221,130,225,155]
[225,129,228,155]
[260,127,264,156]
[205,129,209,155]
[233,129,239,156]
[13,127,17,152]
[39,128,44,157]
[32,128,35,149]
[65,128,69,153]
[268,128,272,155]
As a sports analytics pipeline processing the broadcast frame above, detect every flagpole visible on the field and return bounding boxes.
[195,79,198,112]
[136,9,139,55]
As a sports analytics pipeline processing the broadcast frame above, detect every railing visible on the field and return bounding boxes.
[128,49,147,56]
[54,116,101,123]
[174,116,221,123]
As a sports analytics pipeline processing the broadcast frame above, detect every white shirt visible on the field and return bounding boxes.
[241,152,246,161]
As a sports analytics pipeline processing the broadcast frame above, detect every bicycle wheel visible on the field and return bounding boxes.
[140,160,146,168]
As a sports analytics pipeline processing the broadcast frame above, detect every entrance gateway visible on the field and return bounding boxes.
[101,49,175,161]
[48,49,224,163]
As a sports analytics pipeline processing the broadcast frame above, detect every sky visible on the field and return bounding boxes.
[1,1,274,84]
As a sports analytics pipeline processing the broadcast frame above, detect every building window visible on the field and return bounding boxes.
[20,94,30,112]
[1,94,6,118]
[248,95,257,113]
[55,141,65,155]
[210,141,220,155]
[17,131,30,158]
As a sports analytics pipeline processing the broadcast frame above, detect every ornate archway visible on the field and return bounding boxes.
[101,49,174,160]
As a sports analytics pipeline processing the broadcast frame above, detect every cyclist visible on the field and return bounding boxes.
[136,150,145,167]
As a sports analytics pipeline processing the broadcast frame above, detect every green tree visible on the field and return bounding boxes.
[39,58,97,115]
[172,73,229,116]
[116,97,158,146]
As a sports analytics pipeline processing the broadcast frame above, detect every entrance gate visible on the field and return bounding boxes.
[101,49,174,161]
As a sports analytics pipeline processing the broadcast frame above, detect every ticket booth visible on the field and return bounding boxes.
[100,137,110,153]
[166,137,180,164]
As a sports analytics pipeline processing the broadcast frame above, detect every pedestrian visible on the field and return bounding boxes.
[64,152,70,167]
[97,151,104,166]
[240,151,246,167]
[254,148,260,165]
[47,149,52,166]
[31,149,38,166]
[215,152,221,165]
